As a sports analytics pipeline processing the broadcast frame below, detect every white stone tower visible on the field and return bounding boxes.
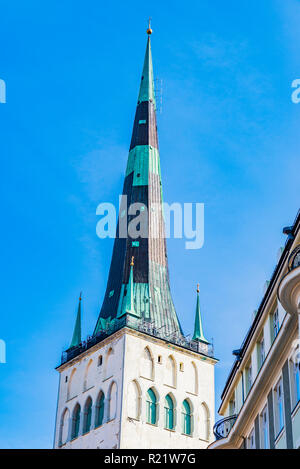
[53,26,216,450]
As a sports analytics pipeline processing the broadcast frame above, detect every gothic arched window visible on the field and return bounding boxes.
[105,348,114,380]
[83,359,93,392]
[108,381,118,421]
[199,402,210,441]
[164,394,174,430]
[67,367,77,400]
[59,408,70,446]
[127,380,141,420]
[83,397,92,434]
[95,391,105,427]
[182,399,192,435]
[71,403,81,440]
[146,388,157,425]
[141,347,154,380]
[165,355,176,387]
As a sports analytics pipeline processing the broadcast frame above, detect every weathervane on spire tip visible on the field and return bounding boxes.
[130,256,134,267]
[197,284,200,293]
[79,291,82,301]
[147,17,152,35]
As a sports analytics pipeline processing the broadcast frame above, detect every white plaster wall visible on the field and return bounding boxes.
[120,332,215,449]
[54,329,216,449]
[54,333,125,449]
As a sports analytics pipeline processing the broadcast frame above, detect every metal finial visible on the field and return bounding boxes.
[147,17,152,35]
[197,284,200,293]
[79,291,82,301]
[130,256,134,266]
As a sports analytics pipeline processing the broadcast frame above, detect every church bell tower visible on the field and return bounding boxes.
[54,25,216,449]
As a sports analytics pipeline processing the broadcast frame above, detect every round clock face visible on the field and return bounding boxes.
[293,251,300,269]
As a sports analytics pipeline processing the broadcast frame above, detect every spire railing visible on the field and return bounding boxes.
[60,315,214,365]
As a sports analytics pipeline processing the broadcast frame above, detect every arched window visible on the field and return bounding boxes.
[105,348,114,380]
[146,388,157,425]
[127,380,141,420]
[199,402,210,441]
[182,400,192,435]
[95,391,105,427]
[67,367,77,400]
[71,403,81,440]
[83,397,92,434]
[164,394,174,430]
[141,347,154,380]
[186,362,198,394]
[165,355,176,387]
[59,408,70,446]
[108,381,118,421]
[83,359,93,391]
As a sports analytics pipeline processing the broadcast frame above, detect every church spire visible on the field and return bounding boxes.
[192,285,209,344]
[137,34,155,106]
[70,293,82,348]
[94,27,183,338]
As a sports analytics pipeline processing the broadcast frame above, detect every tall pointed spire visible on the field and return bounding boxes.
[193,285,209,343]
[94,26,183,339]
[137,35,155,106]
[70,293,82,348]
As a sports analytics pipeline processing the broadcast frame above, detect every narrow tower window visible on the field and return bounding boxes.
[83,397,93,434]
[146,388,157,425]
[182,399,192,435]
[95,391,105,427]
[164,394,175,430]
[71,404,81,440]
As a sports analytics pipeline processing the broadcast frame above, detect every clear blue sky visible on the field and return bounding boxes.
[0,0,299,448]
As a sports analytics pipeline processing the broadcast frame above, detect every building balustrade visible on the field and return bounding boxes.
[213,415,237,440]
[61,316,214,365]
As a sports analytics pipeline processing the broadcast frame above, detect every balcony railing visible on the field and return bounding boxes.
[60,315,214,365]
[213,415,237,440]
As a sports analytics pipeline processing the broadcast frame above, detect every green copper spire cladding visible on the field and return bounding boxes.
[70,294,82,348]
[192,287,209,344]
[138,37,156,106]
[117,258,140,319]
[94,31,183,340]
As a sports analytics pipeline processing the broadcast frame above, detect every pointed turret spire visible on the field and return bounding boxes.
[70,293,82,348]
[192,285,209,343]
[125,257,139,318]
[94,26,183,339]
[137,29,155,106]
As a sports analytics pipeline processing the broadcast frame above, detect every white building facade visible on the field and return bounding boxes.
[54,328,216,449]
[209,210,300,450]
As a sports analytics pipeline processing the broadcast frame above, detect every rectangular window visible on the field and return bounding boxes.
[229,398,235,416]
[271,308,280,343]
[247,429,255,449]
[260,406,269,449]
[245,363,252,395]
[290,358,300,410]
[257,337,265,371]
[274,379,284,436]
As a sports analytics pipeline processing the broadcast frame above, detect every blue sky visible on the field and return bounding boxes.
[0,0,299,448]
